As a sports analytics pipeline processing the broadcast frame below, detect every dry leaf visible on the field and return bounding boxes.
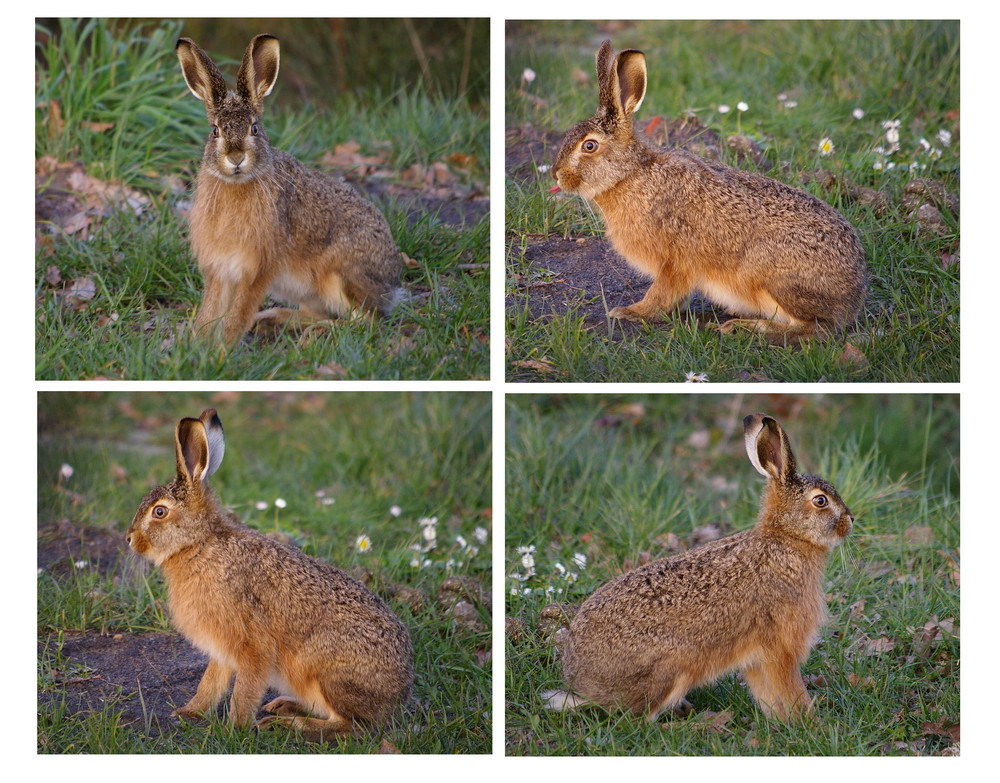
[511,358,560,375]
[859,635,896,655]
[921,721,960,742]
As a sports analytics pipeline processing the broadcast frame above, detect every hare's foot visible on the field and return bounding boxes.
[262,695,311,718]
[252,307,330,333]
[713,317,827,346]
[256,712,359,742]
[171,705,207,721]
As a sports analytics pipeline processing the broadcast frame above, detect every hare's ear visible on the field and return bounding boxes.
[175,411,225,486]
[596,40,646,125]
[176,38,228,111]
[199,409,226,479]
[612,49,647,118]
[237,34,280,110]
[744,414,796,483]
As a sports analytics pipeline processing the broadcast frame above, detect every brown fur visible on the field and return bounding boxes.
[126,409,413,741]
[552,41,868,342]
[545,413,853,721]
[177,35,403,346]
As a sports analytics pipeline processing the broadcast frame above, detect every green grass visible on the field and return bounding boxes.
[505,20,959,382]
[505,394,959,755]
[37,392,492,754]
[35,19,489,380]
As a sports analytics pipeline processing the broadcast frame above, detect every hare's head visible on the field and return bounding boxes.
[127,409,227,566]
[743,413,853,550]
[177,35,280,183]
[552,40,648,199]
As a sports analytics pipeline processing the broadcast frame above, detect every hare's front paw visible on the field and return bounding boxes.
[171,705,206,721]
[608,305,646,322]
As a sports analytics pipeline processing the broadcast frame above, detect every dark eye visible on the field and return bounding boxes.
[152,505,169,519]
[251,123,259,136]
[211,125,219,138]
[812,494,828,508]
[582,139,599,153]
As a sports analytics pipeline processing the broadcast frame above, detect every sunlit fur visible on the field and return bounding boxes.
[544,413,853,721]
[126,409,413,740]
[177,35,403,346]
[551,40,868,343]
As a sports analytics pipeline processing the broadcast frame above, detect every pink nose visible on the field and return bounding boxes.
[549,185,561,193]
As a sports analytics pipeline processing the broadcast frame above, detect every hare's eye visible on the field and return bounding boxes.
[152,505,169,519]
[251,123,259,136]
[211,125,219,138]
[582,139,600,153]
[812,494,828,508]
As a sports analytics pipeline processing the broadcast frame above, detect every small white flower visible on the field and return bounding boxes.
[783,100,798,109]
[355,534,372,553]
[852,108,865,120]
[777,92,788,101]
[882,119,901,130]
[321,497,335,506]
[522,67,536,84]
[411,556,422,568]
[572,552,587,569]
[918,137,931,152]
[818,137,835,156]
[455,535,468,549]
[937,129,952,146]
[59,464,74,480]
[554,561,566,575]
[717,104,731,114]
[255,501,269,511]
[684,371,709,383]
[389,505,402,517]
[517,545,536,555]
[274,498,286,509]
[566,571,579,584]
[520,551,535,571]
[74,560,88,569]
[537,164,550,174]
[419,516,437,527]
[473,526,488,545]
[737,101,748,112]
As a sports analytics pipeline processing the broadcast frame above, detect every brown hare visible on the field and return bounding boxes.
[177,35,404,346]
[543,413,853,720]
[126,409,413,741]
[551,40,868,342]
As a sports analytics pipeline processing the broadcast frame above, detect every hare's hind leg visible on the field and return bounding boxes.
[713,316,829,345]
[258,696,359,741]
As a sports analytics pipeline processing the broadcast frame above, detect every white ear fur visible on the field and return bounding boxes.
[744,414,770,478]
[199,409,226,480]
